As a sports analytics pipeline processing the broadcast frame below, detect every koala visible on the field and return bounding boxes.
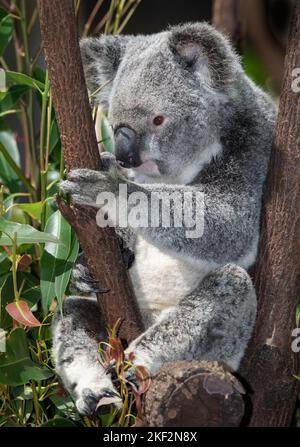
[52,22,276,416]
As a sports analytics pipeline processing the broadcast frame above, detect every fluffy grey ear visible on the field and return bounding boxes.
[80,35,130,109]
[169,23,241,90]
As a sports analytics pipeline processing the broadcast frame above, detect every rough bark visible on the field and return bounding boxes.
[241,3,300,426]
[37,0,144,343]
[212,0,245,51]
[143,361,245,427]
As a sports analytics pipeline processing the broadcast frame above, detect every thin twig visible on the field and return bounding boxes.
[82,0,105,37]
[117,0,141,35]
[93,11,109,34]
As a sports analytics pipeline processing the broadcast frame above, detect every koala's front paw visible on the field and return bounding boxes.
[76,384,122,416]
[60,166,117,206]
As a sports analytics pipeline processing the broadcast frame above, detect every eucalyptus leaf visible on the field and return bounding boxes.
[15,202,44,221]
[22,285,41,309]
[0,130,20,191]
[0,274,13,330]
[100,115,115,153]
[50,394,77,416]
[41,211,74,312]
[49,119,61,154]
[0,85,29,114]
[6,71,44,93]
[55,234,79,311]
[41,418,76,427]
[0,8,13,56]
[0,218,62,246]
[0,328,53,385]
[0,273,41,329]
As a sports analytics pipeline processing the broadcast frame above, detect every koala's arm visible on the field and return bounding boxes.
[60,156,259,265]
[124,179,257,263]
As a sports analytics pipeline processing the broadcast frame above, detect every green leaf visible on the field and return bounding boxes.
[6,71,44,93]
[0,218,62,246]
[55,234,79,311]
[41,211,73,312]
[100,115,115,153]
[32,66,46,85]
[41,418,76,427]
[6,206,28,225]
[0,274,13,330]
[0,273,41,329]
[0,254,9,272]
[18,272,41,308]
[0,328,53,385]
[0,8,13,57]
[0,130,21,191]
[14,202,44,221]
[22,285,41,309]
[49,393,77,417]
[0,85,29,114]
[49,119,61,154]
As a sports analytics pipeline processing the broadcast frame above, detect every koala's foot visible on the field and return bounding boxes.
[124,264,256,375]
[52,296,122,416]
[75,375,122,416]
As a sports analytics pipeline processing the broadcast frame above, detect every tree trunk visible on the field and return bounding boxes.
[240,2,300,426]
[37,0,144,343]
[212,0,245,51]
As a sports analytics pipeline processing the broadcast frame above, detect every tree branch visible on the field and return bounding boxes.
[240,2,300,426]
[213,0,245,51]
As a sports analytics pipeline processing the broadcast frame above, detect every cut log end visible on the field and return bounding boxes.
[143,361,245,427]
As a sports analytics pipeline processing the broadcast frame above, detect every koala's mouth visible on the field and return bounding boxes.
[118,159,160,176]
[132,160,159,175]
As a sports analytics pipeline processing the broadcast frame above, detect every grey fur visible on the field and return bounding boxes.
[53,22,276,415]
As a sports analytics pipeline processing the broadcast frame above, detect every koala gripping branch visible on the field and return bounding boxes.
[37,0,144,343]
[38,0,247,427]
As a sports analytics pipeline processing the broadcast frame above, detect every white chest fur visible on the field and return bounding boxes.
[129,236,213,326]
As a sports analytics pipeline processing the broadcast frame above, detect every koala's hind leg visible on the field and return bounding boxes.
[127,264,257,375]
[52,296,121,415]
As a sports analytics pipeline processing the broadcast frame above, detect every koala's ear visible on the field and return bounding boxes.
[168,24,210,74]
[168,23,240,89]
[80,35,130,110]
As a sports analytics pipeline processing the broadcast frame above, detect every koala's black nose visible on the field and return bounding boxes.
[115,126,140,167]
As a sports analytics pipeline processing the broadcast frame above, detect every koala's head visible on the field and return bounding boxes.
[80,23,242,183]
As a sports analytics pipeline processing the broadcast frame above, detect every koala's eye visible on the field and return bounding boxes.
[153,116,165,126]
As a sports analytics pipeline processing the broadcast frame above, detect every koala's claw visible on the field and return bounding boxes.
[100,152,117,171]
[81,275,109,293]
[59,167,117,206]
[76,387,122,416]
[106,359,140,390]
[70,261,109,295]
